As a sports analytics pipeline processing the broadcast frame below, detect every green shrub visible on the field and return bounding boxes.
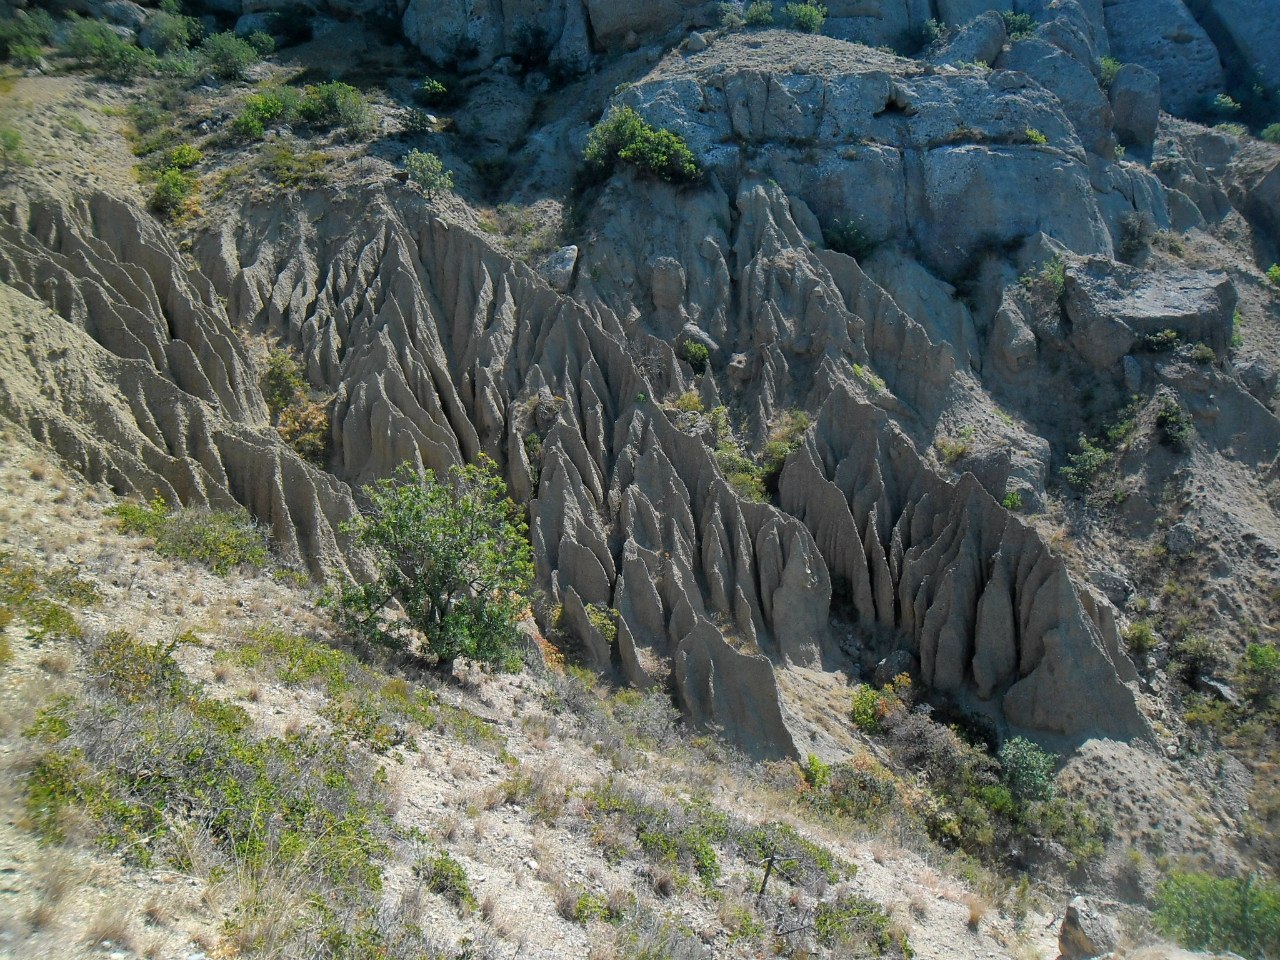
[244,30,275,56]
[1211,93,1242,116]
[782,2,826,32]
[824,219,876,259]
[849,675,909,733]
[107,497,270,574]
[262,347,307,414]
[418,850,476,909]
[1237,643,1279,700]
[144,11,201,55]
[404,149,454,197]
[1020,254,1066,299]
[1024,127,1047,145]
[814,893,910,956]
[1155,395,1193,451]
[258,345,327,463]
[414,76,449,107]
[1142,328,1181,352]
[761,409,810,491]
[25,630,391,948]
[1262,123,1280,144]
[298,81,373,137]
[1155,872,1280,959]
[401,108,433,135]
[199,31,260,80]
[64,20,157,80]
[744,1,775,26]
[259,141,330,188]
[149,167,197,219]
[715,441,765,501]
[678,340,710,373]
[1061,435,1110,490]
[718,2,746,29]
[1001,490,1023,511]
[583,106,700,185]
[0,9,54,62]
[1215,122,1248,138]
[277,400,331,463]
[0,126,29,170]
[1188,342,1217,364]
[233,90,291,139]
[328,458,533,671]
[163,143,203,170]
[1001,11,1036,39]
[1099,56,1122,90]
[0,551,96,644]
[586,604,618,644]
[1267,264,1280,285]
[998,737,1057,804]
[1123,620,1157,657]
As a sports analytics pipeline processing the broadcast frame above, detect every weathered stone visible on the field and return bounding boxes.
[1064,258,1237,369]
[932,10,1006,67]
[1058,896,1120,960]
[1103,0,1225,116]
[1109,63,1161,154]
[543,245,579,293]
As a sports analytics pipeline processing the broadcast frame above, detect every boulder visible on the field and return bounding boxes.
[1063,258,1236,369]
[92,0,147,31]
[1103,0,1225,116]
[1058,896,1120,960]
[999,35,1113,154]
[932,10,1006,67]
[543,245,579,293]
[1109,63,1160,154]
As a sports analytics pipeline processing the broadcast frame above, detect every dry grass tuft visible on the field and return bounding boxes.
[85,902,135,951]
[964,892,988,930]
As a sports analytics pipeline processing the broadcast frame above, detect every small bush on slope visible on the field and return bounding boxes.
[107,496,269,574]
[583,107,700,186]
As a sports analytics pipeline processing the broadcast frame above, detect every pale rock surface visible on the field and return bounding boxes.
[1057,896,1120,960]
[1109,63,1160,154]
[1063,258,1236,369]
[1103,0,1225,116]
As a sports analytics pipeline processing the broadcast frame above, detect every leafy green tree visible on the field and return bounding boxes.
[998,736,1057,804]
[331,458,533,671]
[404,149,454,198]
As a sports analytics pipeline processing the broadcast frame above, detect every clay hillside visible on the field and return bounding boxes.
[0,1,1278,958]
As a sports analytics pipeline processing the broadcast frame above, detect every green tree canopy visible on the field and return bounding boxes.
[331,457,533,671]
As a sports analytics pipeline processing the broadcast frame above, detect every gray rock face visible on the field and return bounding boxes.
[1103,0,1225,116]
[0,190,358,577]
[932,11,1006,67]
[999,35,1113,155]
[400,0,703,68]
[1064,258,1237,369]
[1109,63,1160,154]
[779,391,1149,739]
[1198,0,1280,91]
[623,33,1114,280]
[1058,896,1120,959]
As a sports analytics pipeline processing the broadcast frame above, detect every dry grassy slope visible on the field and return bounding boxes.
[0,430,1074,960]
